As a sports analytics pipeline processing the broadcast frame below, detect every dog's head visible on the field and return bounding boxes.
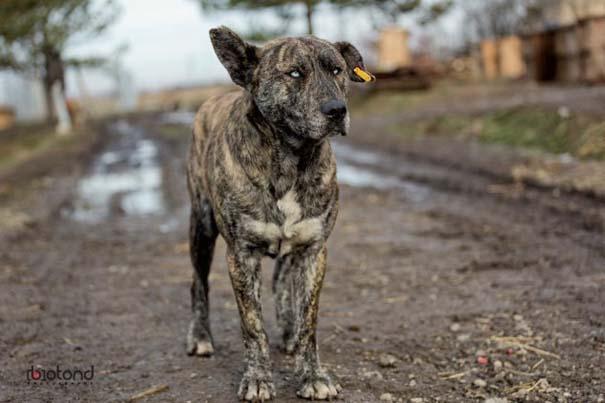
[209,26,373,142]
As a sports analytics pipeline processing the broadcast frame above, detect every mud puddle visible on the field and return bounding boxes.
[157,113,431,202]
[157,112,431,205]
[67,117,429,224]
[68,120,166,223]
[333,141,431,202]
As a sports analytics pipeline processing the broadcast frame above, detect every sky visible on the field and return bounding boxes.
[65,0,464,97]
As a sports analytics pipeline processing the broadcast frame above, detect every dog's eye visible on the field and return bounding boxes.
[289,70,302,78]
[333,67,342,75]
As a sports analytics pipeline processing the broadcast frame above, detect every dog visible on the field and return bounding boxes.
[186,26,373,401]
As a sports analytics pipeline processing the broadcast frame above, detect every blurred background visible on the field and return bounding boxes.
[0,0,605,164]
[2,1,605,402]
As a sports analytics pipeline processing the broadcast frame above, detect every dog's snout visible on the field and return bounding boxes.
[320,99,347,120]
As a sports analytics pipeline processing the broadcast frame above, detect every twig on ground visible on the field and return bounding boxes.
[323,333,337,344]
[439,371,468,379]
[508,369,537,377]
[128,384,169,402]
[385,295,408,303]
[491,336,560,360]
[531,358,545,371]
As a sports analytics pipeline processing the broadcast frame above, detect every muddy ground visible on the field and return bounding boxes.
[1,107,604,403]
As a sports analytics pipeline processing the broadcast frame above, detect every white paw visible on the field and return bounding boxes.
[297,376,340,400]
[193,340,214,356]
[186,330,214,357]
[238,375,275,401]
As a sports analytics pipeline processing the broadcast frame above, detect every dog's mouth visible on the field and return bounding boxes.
[279,112,349,142]
[327,117,349,137]
[309,124,347,140]
[329,128,347,137]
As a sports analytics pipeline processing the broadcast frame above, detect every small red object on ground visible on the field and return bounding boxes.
[477,356,489,365]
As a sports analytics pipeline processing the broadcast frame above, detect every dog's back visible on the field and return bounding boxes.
[188,90,242,200]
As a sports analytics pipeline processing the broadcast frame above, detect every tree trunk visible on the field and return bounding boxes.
[305,0,314,35]
[43,78,56,123]
[42,44,66,123]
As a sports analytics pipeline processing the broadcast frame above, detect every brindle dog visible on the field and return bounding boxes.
[186,26,372,401]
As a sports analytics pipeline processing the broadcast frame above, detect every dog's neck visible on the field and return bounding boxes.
[238,92,329,198]
[243,93,323,151]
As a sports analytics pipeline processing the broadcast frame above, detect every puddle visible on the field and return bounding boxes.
[333,142,382,166]
[159,111,197,126]
[69,117,429,224]
[333,142,431,202]
[69,120,166,223]
[156,112,429,200]
[156,113,430,201]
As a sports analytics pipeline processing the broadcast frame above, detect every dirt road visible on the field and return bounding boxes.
[1,113,604,402]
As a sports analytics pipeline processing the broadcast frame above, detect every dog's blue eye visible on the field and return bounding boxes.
[289,70,302,78]
[333,68,341,75]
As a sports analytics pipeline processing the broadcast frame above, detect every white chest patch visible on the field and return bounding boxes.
[277,189,302,237]
[243,189,324,256]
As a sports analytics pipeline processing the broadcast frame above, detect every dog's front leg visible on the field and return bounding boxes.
[291,245,340,400]
[227,248,275,401]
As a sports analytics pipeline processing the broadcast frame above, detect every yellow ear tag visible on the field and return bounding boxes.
[353,67,375,82]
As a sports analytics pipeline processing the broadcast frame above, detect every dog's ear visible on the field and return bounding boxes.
[209,26,259,88]
[334,41,375,83]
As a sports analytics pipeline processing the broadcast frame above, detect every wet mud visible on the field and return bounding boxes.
[1,114,603,402]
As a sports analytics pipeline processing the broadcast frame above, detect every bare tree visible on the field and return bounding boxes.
[0,0,119,122]
[459,0,573,42]
[196,0,452,37]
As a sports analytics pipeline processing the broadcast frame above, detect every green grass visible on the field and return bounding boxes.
[363,100,605,161]
[477,108,604,160]
[352,81,467,118]
[352,90,431,117]
[576,121,605,159]
[0,123,88,172]
[0,124,57,170]
[479,107,574,155]
[384,114,475,140]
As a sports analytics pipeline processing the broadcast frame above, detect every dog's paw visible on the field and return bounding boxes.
[297,372,340,400]
[186,339,214,356]
[186,324,214,357]
[281,334,297,355]
[238,372,275,401]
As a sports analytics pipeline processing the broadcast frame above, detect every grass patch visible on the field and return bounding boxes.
[352,81,605,160]
[351,82,467,117]
[0,124,57,170]
[576,121,605,160]
[385,115,475,139]
[479,107,573,154]
[352,90,432,117]
[479,107,604,160]
[378,105,604,160]
[351,81,512,118]
[0,123,90,172]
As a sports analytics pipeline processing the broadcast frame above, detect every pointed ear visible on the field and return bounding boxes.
[209,26,259,88]
[334,41,375,83]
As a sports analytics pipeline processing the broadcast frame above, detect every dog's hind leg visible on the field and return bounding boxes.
[186,197,218,356]
[273,255,296,354]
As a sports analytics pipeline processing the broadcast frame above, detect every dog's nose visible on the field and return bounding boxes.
[320,99,347,120]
